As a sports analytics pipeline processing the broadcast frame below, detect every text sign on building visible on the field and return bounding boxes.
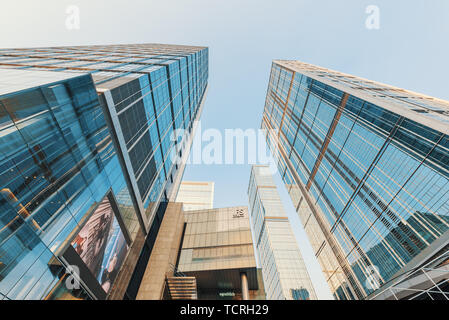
[233,209,244,218]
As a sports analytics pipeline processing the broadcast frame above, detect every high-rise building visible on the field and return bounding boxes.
[0,43,208,300]
[175,181,214,211]
[261,60,449,300]
[176,206,265,300]
[136,205,266,300]
[248,165,317,300]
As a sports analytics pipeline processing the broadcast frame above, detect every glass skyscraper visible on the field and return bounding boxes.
[261,60,449,300]
[0,43,208,300]
[248,165,317,300]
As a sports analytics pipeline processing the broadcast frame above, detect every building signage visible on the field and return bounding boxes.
[233,208,244,218]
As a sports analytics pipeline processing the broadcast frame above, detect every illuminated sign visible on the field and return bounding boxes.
[219,292,235,297]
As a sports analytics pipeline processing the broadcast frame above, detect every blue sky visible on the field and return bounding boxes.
[2,0,449,299]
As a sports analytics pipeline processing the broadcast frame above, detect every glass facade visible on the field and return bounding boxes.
[175,181,214,211]
[248,165,317,300]
[0,43,208,300]
[0,69,135,299]
[371,244,449,300]
[262,60,449,300]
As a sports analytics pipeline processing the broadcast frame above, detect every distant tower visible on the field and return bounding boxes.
[176,181,214,211]
[248,165,317,300]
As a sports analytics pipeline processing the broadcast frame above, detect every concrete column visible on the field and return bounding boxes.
[136,203,185,300]
[241,272,249,300]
